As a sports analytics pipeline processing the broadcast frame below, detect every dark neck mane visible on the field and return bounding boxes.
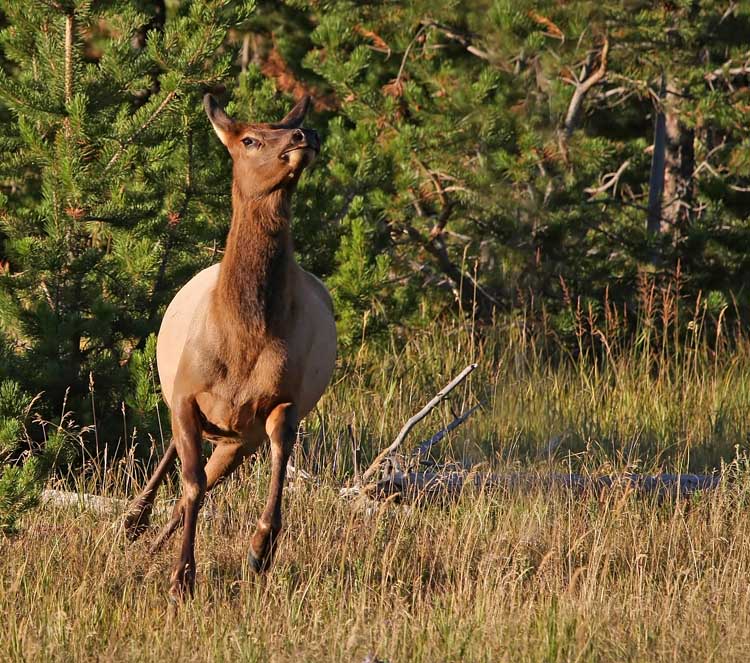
[213,186,293,338]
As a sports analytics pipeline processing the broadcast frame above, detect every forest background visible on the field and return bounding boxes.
[1,0,750,525]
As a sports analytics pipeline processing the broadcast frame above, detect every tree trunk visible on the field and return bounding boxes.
[647,74,695,236]
[662,82,695,230]
[646,76,667,236]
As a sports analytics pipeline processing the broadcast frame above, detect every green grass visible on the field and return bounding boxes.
[4,302,750,661]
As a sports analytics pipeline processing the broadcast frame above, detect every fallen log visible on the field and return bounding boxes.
[41,489,126,514]
[367,470,721,501]
[41,489,173,518]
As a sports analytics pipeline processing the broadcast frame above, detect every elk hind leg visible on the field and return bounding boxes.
[124,440,177,541]
[249,402,297,573]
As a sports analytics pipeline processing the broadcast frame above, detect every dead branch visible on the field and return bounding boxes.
[695,154,750,192]
[563,36,610,138]
[412,402,482,458]
[393,24,429,88]
[402,219,499,313]
[585,159,631,199]
[360,363,478,483]
[420,19,492,62]
[704,52,750,88]
[405,168,499,314]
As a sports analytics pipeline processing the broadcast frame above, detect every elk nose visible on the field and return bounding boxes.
[291,129,305,143]
[306,129,320,151]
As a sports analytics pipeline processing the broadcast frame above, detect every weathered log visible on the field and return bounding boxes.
[41,489,125,514]
[41,489,171,517]
[370,470,721,501]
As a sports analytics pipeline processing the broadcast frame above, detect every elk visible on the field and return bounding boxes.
[124,94,336,599]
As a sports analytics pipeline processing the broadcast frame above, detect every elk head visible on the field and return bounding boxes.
[204,94,320,198]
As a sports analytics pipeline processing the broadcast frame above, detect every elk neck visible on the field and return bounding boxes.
[213,183,294,338]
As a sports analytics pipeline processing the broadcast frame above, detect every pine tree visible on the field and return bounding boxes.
[479,1,750,313]
[0,378,73,533]
[2,0,750,461]
[288,0,750,329]
[0,0,253,439]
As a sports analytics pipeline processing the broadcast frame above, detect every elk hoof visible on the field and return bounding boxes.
[123,505,152,542]
[248,538,277,574]
[169,561,196,600]
[248,548,271,574]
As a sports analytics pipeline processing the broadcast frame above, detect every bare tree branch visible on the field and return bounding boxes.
[420,19,493,62]
[393,24,429,87]
[704,52,750,88]
[563,36,610,138]
[403,218,499,312]
[696,160,750,192]
[361,363,477,484]
[411,403,482,458]
[585,159,631,199]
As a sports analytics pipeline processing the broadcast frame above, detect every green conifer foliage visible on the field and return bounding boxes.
[1,0,750,466]
[0,379,73,534]
[0,1,253,434]
[286,0,750,329]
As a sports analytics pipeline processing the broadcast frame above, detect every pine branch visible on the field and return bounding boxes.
[147,124,194,324]
[104,90,178,172]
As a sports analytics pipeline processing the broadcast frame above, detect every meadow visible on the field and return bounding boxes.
[3,296,750,662]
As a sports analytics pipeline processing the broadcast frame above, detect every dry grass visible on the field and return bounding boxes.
[4,299,750,662]
[5,473,750,661]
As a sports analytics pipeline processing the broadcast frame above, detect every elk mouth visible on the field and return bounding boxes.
[280,145,318,170]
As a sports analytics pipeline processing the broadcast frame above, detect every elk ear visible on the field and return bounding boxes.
[278,95,311,128]
[204,94,235,146]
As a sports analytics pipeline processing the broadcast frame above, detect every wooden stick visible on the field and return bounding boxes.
[412,402,482,457]
[361,363,478,483]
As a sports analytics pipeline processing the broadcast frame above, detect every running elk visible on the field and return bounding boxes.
[124,94,336,599]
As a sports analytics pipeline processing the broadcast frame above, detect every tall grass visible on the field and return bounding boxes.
[5,465,750,661]
[4,286,750,661]
[307,282,750,479]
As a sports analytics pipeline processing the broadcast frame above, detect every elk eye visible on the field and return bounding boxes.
[241,137,256,147]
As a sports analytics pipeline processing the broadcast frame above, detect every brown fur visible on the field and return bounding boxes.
[217,190,291,330]
[124,95,336,600]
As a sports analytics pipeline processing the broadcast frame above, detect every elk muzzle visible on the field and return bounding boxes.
[280,128,320,172]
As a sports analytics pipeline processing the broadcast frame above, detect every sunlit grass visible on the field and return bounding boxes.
[5,293,750,661]
[5,470,750,661]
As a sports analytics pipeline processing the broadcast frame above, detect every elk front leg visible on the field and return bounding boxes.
[249,402,297,573]
[149,441,247,555]
[169,396,206,600]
